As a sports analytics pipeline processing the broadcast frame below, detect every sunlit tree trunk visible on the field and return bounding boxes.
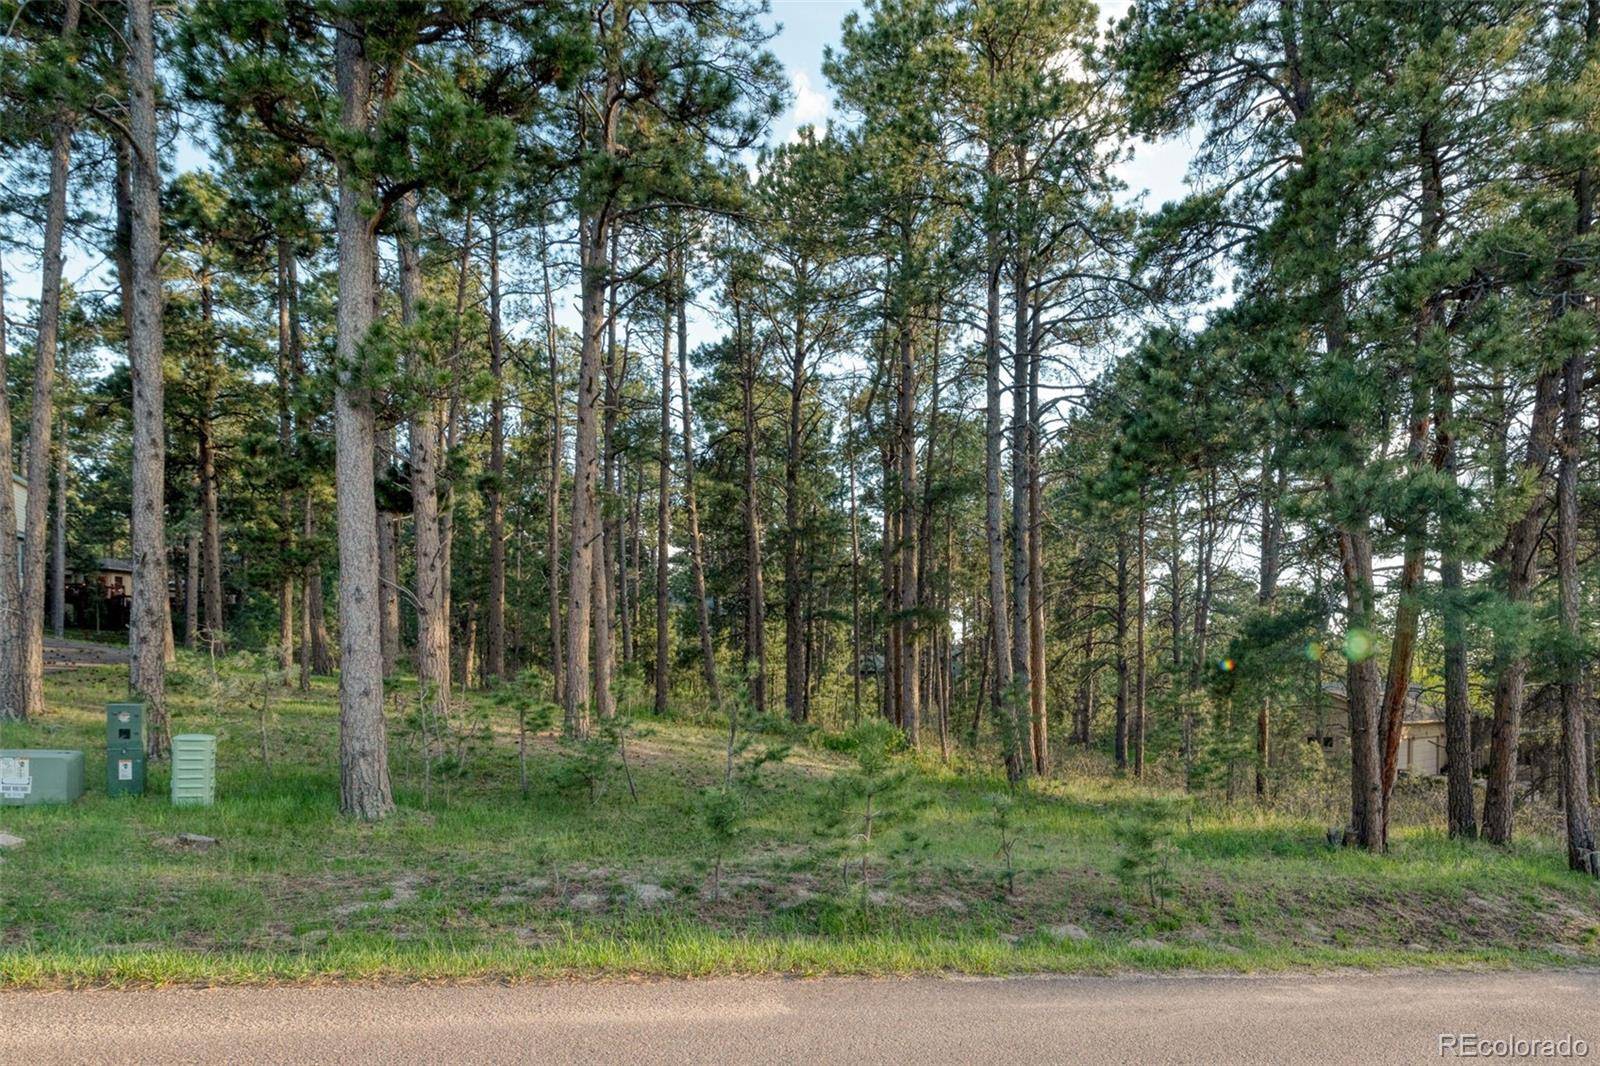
[1026,311,1045,774]
[847,409,862,723]
[565,196,608,735]
[1008,244,1033,773]
[1256,452,1280,798]
[0,254,21,716]
[783,286,809,723]
[1436,369,1475,838]
[542,215,565,708]
[1135,502,1148,778]
[332,20,393,819]
[1482,368,1558,844]
[401,196,448,731]
[184,526,199,652]
[274,240,296,675]
[1557,321,1596,875]
[677,262,719,709]
[655,276,673,716]
[198,279,225,653]
[127,0,169,756]
[377,512,399,676]
[51,417,67,640]
[16,0,81,722]
[485,210,506,685]
[593,231,620,721]
[1114,530,1128,771]
[737,289,767,714]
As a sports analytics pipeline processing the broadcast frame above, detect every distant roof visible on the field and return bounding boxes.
[1321,680,1442,723]
[12,471,24,487]
[97,558,135,573]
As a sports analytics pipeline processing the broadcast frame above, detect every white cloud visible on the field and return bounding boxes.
[790,69,830,127]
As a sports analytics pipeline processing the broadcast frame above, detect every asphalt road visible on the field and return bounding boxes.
[42,637,125,672]
[5,971,1598,1064]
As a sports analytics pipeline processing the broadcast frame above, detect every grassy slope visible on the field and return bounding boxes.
[1,658,1597,987]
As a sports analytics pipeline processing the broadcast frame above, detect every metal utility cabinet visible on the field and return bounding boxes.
[0,749,86,806]
[106,701,147,797]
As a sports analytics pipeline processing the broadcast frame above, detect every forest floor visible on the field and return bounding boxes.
[2,655,1598,988]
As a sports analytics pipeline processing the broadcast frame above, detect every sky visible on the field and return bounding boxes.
[3,0,1197,391]
[762,0,1192,200]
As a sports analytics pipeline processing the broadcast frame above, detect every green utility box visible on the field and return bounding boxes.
[106,702,147,798]
[107,748,147,797]
[107,702,144,747]
[170,734,216,807]
[0,749,85,806]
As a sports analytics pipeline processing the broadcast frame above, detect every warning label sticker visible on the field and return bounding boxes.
[0,756,31,799]
[118,759,134,781]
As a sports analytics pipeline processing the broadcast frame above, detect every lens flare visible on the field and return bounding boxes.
[1343,628,1375,662]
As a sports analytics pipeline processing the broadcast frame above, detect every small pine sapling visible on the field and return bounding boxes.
[1113,803,1179,913]
[556,715,649,806]
[698,683,790,900]
[494,668,556,797]
[816,719,926,904]
[987,792,1022,897]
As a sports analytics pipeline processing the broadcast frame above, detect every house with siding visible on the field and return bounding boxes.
[1305,681,1447,777]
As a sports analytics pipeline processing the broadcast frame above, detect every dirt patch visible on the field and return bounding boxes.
[627,882,672,906]
[333,874,422,917]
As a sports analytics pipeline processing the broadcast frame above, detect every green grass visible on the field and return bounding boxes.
[2,655,1597,988]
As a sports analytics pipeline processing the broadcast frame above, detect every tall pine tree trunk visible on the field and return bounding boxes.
[305,505,333,675]
[377,513,399,676]
[738,292,767,715]
[542,215,565,708]
[1339,522,1383,852]
[1437,368,1475,838]
[655,278,673,716]
[1027,316,1046,774]
[1482,368,1559,843]
[1008,246,1033,773]
[1378,123,1445,846]
[401,196,448,733]
[198,280,225,653]
[677,265,719,709]
[1135,503,1148,778]
[485,211,506,684]
[594,232,621,720]
[16,0,81,722]
[0,254,21,716]
[564,201,608,735]
[619,465,636,667]
[896,311,919,745]
[1557,249,1596,874]
[1114,530,1128,771]
[848,411,862,723]
[284,247,319,688]
[1078,612,1094,746]
[199,422,224,650]
[1257,450,1280,798]
[127,0,169,757]
[51,417,66,640]
[185,522,199,651]
[984,227,1015,777]
[331,21,393,819]
[275,240,296,676]
[784,299,808,723]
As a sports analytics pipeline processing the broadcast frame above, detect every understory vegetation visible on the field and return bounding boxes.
[2,660,1596,988]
